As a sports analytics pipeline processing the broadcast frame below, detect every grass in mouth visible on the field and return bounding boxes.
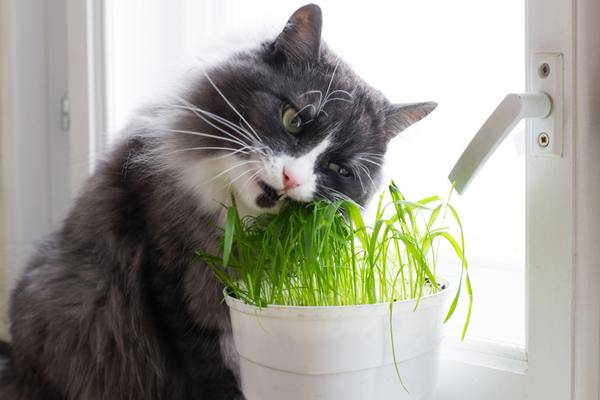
[197,181,472,339]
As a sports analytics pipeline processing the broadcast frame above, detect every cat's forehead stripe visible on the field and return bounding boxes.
[293,136,331,165]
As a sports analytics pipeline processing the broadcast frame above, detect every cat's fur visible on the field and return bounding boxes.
[0,4,435,399]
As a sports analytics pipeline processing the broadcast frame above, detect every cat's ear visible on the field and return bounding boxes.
[384,102,438,139]
[273,4,323,63]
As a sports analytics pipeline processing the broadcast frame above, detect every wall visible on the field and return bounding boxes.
[0,0,8,339]
[0,0,70,339]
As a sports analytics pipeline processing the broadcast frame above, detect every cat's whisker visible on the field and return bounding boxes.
[201,70,265,146]
[320,97,354,109]
[211,148,254,160]
[349,165,366,193]
[238,168,265,193]
[357,153,385,164]
[318,184,359,207]
[356,175,366,193]
[200,112,265,151]
[324,61,340,99]
[227,167,259,188]
[317,60,340,116]
[299,89,323,105]
[298,90,323,119]
[323,186,354,201]
[355,162,377,190]
[320,191,357,208]
[359,157,384,165]
[293,103,317,120]
[299,89,323,97]
[165,124,267,160]
[171,100,256,148]
[306,63,355,117]
[364,170,377,190]
[170,99,264,152]
[205,160,262,185]
[166,146,251,157]
[359,152,384,157]
[169,105,267,160]
[327,89,354,100]
[356,158,383,168]
[174,145,263,163]
[164,128,250,149]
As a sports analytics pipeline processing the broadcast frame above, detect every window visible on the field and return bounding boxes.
[104,1,525,348]
[98,2,582,398]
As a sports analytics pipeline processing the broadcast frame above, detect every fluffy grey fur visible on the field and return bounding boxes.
[0,4,435,399]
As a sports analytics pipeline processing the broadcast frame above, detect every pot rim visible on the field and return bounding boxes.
[224,277,450,319]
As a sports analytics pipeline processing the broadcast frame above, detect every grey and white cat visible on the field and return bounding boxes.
[0,4,435,400]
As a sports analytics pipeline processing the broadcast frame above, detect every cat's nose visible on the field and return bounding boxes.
[283,167,301,190]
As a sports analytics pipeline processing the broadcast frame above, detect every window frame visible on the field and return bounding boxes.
[437,0,599,398]
[66,0,107,195]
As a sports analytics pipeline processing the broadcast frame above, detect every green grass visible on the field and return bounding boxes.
[197,181,472,339]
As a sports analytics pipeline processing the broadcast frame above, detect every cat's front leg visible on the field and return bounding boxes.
[200,368,245,400]
[215,382,245,400]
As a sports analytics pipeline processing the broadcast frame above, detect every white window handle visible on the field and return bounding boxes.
[449,53,563,195]
[448,93,551,194]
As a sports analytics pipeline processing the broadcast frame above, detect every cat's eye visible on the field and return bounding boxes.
[328,162,351,177]
[282,106,303,134]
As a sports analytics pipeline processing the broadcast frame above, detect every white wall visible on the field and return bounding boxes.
[1,0,69,296]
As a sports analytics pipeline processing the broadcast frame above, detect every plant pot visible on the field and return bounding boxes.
[225,279,450,400]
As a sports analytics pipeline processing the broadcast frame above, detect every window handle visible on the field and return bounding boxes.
[448,92,551,194]
[449,53,563,195]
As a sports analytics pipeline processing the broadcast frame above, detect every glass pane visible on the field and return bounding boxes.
[104,0,525,347]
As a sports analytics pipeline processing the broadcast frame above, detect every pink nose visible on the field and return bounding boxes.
[283,167,300,190]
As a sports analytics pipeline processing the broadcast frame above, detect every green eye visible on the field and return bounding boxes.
[328,162,351,177]
[282,106,303,134]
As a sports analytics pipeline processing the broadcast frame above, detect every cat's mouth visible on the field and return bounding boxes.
[256,181,285,209]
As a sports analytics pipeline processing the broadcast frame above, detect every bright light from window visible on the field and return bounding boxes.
[105,0,525,347]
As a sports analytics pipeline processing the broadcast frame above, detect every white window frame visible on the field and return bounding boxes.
[2,0,598,397]
[437,0,600,398]
[66,0,108,196]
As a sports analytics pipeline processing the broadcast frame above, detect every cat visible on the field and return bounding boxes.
[0,4,435,400]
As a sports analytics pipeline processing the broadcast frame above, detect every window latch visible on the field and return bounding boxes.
[61,92,70,132]
[449,53,563,194]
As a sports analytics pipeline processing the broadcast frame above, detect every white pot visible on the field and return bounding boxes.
[225,280,450,400]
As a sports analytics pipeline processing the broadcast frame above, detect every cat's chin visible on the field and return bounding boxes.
[238,199,283,219]
[231,180,284,218]
[255,181,281,208]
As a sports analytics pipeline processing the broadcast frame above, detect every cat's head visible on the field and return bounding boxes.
[164,4,436,216]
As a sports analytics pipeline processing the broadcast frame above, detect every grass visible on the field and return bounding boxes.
[197,181,472,339]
